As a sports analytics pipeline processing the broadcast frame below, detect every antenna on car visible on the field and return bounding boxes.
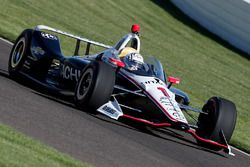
[131,24,140,35]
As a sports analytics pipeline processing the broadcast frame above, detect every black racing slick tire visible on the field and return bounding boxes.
[8,29,32,78]
[74,61,116,111]
[196,97,237,151]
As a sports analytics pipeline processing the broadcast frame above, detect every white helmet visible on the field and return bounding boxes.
[123,52,144,71]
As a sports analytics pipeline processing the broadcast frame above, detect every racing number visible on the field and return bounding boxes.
[157,87,170,97]
[157,87,185,121]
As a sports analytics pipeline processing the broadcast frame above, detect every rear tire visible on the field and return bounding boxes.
[8,29,32,79]
[74,61,116,111]
[196,97,237,151]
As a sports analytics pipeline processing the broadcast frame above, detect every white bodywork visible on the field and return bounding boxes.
[130,73,188,123]
[98,70,188,123]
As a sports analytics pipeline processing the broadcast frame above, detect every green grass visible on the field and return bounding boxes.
[0,0,249,153]
[0,124,90,167]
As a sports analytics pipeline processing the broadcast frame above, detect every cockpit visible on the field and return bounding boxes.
[108,24,166,82]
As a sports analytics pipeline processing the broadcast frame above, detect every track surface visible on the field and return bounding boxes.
[0,39,249,167]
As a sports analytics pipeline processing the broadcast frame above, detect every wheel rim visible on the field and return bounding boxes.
[11,38,26,68]
[197,99,217,138]
[76,68,94,101]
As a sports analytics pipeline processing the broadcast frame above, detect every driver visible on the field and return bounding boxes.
[119,47,145,71]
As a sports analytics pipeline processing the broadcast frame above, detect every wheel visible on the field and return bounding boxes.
[8,29,32,78]
[196,97,237,150]
[75,61,116,111]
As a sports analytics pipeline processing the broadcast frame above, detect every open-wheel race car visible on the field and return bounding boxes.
[8,24,237,155]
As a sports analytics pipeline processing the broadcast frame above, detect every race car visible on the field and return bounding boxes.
[8,24,237,155]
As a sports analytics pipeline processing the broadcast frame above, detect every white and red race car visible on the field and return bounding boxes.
[9,24,237,155]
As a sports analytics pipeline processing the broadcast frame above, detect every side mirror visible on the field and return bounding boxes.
[167,76,180,88]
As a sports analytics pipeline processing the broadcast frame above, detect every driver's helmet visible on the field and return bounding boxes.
[122,52,144,71]
[118,47,138,58]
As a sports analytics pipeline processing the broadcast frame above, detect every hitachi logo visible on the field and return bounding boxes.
[61,65,81,81]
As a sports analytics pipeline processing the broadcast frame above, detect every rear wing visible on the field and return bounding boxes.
[34,25,112,55]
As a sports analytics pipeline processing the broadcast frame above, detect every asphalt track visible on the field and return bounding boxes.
[0,39,249,167]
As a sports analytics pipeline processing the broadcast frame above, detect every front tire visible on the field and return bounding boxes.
[8,29,32,78]
[75,61,116,111]
[196,97,237,150]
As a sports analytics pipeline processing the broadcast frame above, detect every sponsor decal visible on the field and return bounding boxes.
[159,96,171,105]
[158,87,186,121]
[141,78,163,86]
[103,105,117,115]
[157,87,170,97]
[41,32,58,40]
[127,53,143,63]
[172,111,185,121]
[31,46,45,55]
[97,101,122,120]
[61,64,81,81]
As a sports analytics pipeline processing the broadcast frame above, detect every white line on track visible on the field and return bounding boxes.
[232,146,250,156]
[0,37,13,45]
[0,37,249,157]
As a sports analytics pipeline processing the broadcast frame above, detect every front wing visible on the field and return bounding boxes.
[97,87,235,156]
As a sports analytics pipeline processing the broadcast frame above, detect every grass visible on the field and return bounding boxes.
[0,124,90,167]
[0,0,249,153]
